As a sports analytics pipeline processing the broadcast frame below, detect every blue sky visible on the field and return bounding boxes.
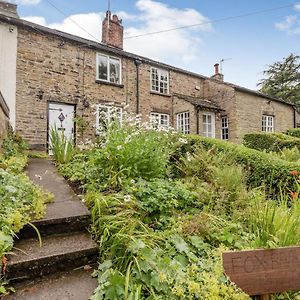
[10,0,300,89]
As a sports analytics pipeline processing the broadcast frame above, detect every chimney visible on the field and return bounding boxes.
[0,1,19,18]
[211,63,224,82]
[102,10,124,49]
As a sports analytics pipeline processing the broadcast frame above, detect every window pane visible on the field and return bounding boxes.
[98,55,108,81]
[109,58,120,84]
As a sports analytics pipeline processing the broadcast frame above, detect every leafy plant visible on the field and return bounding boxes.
[49,127,74,164]
[250,192,300,248]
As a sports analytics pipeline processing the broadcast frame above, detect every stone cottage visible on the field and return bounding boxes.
[0,1,296,149]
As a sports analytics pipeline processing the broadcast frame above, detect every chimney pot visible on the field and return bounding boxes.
[214,63,220,75]
[211,63,224,82]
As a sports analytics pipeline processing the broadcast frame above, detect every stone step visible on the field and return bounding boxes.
[6,232,98,282]
[3,269,97,300]
[18,213,91,239]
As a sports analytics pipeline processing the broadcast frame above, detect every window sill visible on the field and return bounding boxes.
[95,80,124,88]
[150,91,172,98]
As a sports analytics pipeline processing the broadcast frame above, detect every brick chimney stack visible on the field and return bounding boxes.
[102,10,124,49]
[211,63,224,82]
[0,1,19,18]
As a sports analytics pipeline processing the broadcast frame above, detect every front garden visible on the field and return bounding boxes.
[0,134,52,295]
[52,119,300,300]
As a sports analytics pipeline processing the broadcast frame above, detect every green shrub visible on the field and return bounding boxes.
[60,124,175,192]
[87,193,249,300]
[173,135,300,196]
[1,132,28,159]
[287,128,300,138]
[243,132,300,152]
[125,178,198,227]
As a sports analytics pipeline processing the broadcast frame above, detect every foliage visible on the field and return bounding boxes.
[174,134,300,196]
[1,132,28,159]
[250,192,300,248]
[125,178,198,228]
[87,193,249,300]
[59,123,175,192]
[258,53,300,106]
[0,134,50,295]
[56,126,300,299]
[243,132,300,153]
[49,127,74,164]
[272,147,300,163]
[287,128,300,139]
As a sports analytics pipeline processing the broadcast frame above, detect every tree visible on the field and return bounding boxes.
[258,53,300,107]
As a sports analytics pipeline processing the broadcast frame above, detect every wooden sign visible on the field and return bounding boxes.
[223,246,300,296]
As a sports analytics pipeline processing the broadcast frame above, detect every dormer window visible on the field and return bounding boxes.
[96,53,121,84]
[151,67,169,94]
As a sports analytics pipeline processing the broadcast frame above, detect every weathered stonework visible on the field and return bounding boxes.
[0,9,295,148]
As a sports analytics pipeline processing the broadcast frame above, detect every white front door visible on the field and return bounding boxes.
[48,102,75,149]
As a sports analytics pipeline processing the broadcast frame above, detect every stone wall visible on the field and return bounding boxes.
[14,23,295,147]
[235,90,295,142]
[0,90,10,143]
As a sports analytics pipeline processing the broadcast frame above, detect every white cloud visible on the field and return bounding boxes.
[7,0,41,5]
[24,13,103,42]
[124,0,211,65]
[22,0,212,68]
[275,4,300,34]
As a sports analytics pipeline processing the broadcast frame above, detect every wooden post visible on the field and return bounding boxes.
[260,295,270,300]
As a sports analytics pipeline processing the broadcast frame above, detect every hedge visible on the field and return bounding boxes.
[287,128,300,138]
[243,132,300,152]
[176,135,300,196]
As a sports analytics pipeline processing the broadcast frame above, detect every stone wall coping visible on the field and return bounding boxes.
[0,12,294,109]
[0,90,9,118]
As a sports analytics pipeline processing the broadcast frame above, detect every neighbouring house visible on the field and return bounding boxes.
[0,1,296,149]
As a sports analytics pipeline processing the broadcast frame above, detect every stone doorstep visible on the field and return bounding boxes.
[19,214,91,239]
[6,232,98,282]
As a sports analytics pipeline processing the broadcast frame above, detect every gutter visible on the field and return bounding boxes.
[134,59,142,114]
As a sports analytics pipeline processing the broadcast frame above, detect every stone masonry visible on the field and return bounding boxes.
[0,5,296,148]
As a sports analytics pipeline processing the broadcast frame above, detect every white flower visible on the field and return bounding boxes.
[179,138,188,144]
[130,179,136,184]
[82,198,85,203]
[124,195,131,202]
[117,145,122,150]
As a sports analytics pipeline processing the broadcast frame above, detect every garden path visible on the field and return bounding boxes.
[4,158,98,300]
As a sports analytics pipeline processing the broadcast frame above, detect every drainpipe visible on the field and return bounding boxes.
[134,59,142,114]
[196,107,200,135]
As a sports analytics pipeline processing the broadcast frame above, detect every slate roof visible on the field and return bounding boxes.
[0,12,295,108]
[174,93,223,111]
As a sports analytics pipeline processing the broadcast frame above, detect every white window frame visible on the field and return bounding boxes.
[150,67,169,95]
[202,112,215,138]
[150,112,170,130]
[96,104,123,133]
[176,112,190,134]
[221,116,229,140]
[262,115,274,132]
[96,53,122,84]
